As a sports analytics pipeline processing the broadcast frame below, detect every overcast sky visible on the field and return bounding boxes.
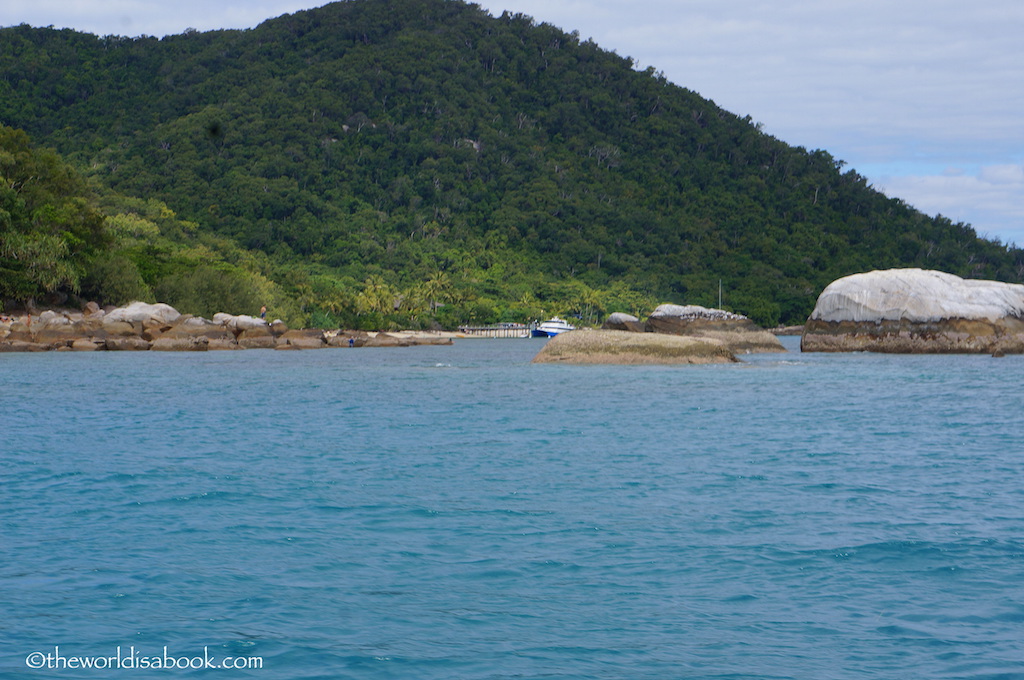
[4,0,1023,246]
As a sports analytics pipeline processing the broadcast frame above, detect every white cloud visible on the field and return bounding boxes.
[1,0,329,36]
[876,164,1024,246]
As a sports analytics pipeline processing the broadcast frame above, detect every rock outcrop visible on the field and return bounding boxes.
[802,268,1024,353]
[104,301,181,327]
[601,312,646,333]
[597,304,785,354]
[646,304,784,352]
[276,329,327,350]
[532,328,738,365]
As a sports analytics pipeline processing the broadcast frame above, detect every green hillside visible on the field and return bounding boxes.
[2,0,1021,327]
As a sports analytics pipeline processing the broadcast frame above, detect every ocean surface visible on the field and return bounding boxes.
[3,336,1024,679]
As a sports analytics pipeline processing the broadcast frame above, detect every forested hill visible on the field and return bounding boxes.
[2,0,1021,327]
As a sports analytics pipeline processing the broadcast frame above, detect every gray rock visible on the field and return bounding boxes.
[104,337,152,351]
[278,329,326,349]
[150,335,209,351]
[364,333,410,347]
[71,338,104,351]
[602,312,645,332]
[645,304,784,353]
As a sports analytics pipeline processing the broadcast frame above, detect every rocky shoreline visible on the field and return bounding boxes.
[0,301,455,352]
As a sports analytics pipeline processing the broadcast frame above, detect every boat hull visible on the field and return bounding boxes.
[532,318,576,337]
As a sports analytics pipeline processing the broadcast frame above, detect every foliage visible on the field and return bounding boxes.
[3,0,1023,327]
[0,126,106,302]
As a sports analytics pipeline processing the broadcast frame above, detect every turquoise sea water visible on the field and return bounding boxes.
[2,336,1024,679]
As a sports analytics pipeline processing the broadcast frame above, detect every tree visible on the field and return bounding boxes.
[0,125,107,304]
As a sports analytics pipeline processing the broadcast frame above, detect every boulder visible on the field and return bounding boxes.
[237,326,277,349]
[647,304,758,333]
[532,328,738,365]
[645,304,785,353]
[32,332,75,350]
[238,337,277,349]
[102,317,142,337]
[208,337,240,350]
[207,338,241,350]
[165,316,235,341]
[82,301,104,318]
[104,337,152,351]
[277,329,326,349]
[602,312,646,333]
[802,268,1024,353]
[0,340,50,352]
[328,331,369,348]
[36,310,72,328]
[5,323,34,343]
[215,314,268,335]
[364,333,410,347]
[71,338,104,351]
[407,335,454,346]
[150,335,209,351]
[105,301,181,326]
[71,318,105,337]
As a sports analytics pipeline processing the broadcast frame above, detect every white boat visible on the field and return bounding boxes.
[531,317,576,337]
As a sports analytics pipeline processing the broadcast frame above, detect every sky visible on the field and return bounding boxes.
[4,0,1023,246]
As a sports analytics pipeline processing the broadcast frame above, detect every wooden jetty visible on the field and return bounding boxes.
[457,323,531,338]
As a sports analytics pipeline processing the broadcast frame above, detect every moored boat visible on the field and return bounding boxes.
[531,317,576,337]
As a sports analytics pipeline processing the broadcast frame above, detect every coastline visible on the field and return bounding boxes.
[0,303,469,353]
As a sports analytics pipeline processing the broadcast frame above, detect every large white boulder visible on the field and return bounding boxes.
[803,268,1024,353]
[809,268,1024,324]
[104,301,181,326]
[214,313,268,332]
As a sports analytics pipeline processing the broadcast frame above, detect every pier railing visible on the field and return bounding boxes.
[457,323,531,338]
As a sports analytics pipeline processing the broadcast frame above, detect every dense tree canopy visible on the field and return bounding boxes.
[0,126,106,301]
[2,0,1021,327]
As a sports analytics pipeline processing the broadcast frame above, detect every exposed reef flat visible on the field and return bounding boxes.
[531,329,739,365]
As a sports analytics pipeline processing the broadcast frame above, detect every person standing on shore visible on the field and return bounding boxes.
[260,305,267,319]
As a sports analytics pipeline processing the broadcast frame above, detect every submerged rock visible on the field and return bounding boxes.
[531,328,738,365]
[802,268,1024,353]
